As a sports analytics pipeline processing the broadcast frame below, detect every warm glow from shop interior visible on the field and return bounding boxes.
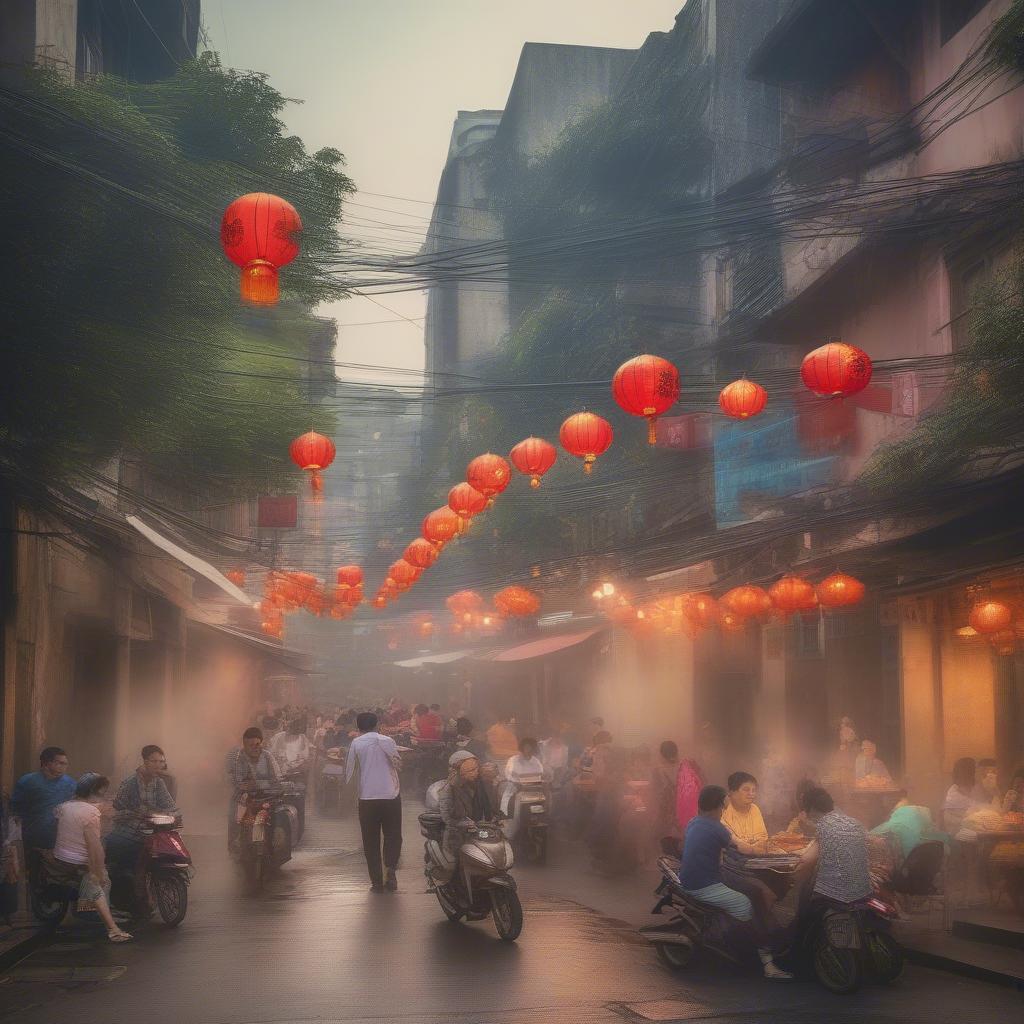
[956,625,979,637]
[592,589,602,600]
[483,616,492,626]
[601,582,615,597]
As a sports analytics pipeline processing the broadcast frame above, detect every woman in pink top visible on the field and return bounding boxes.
[675,759,705,840]
[54,773,131,942]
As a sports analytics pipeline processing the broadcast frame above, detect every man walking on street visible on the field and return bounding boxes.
[346,712,403,893]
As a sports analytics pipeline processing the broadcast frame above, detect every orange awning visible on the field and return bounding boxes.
[474,627,606,663]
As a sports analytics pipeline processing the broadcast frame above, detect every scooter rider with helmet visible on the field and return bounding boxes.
[437,750,501,864]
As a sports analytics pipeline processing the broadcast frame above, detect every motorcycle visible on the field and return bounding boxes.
[280,766,308,843]
[504,774,550,865]
[419,806,523,942]
[233,787,296,892]
[30,813,194,928]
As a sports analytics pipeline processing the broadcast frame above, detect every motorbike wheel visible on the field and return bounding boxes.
[152,874,188,927]
[435,885,464,923]
[655,940,694,971]
[529,829,548,865]
[866,930,904,984]
[813,934,863,994]
[31,890,69,926]
[271,820,292,871]
[490,888,523,942]
[245,843,265,893]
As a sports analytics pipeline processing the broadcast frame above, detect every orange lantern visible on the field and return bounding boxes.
[494,585,541,618]
[448,482,488,519]
[612,355,681,444]
[467,454,512,501]
[560,412,613,473]
[801,342,872,398]
[418,619,435,639]
[718,379,767,419]
[769,576,818,616]
[403,538,439,570]
[816,572,865,609]
[968,599,1012,634]
[387,560,421,592]
[289,431,336,494]
[226,568,246,587]
[220,192,301,305]
[422,506,463,547]
[446,590,483,616]
[336,565,363,590]
[682,593,720,632]
[509,437,558,488]
[371,595,388,609]
[721,585,773,619]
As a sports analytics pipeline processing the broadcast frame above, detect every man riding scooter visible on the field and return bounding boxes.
[270,717,310,840]
[225,728,282,854]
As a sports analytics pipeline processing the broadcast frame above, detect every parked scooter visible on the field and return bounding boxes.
[233,788,296,891]
[30,813,193,927]
[504,774,550,865]
[419,798,523,941]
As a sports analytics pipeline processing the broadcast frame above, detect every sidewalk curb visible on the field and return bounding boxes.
[0,927,51,973]
[903,945,1024,991]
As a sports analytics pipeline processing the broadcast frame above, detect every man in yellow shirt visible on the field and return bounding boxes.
[486,714,519,762]
[722,771,769,846]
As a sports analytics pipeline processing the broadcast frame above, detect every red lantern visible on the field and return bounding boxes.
[403,538,439,570]
[682,593,720,631]
[336,565,363,590]
[371,595,388,609]
[494,585,541,618]
[225,568,246,588]
[418,619,435,638]
[220,193,302,305]
[509,437,558,488]
[560,412,613,473]
[447,591,483,616]
[969,599,1012,634]
[769,576,818,616]
[800,342,872,398]
[719,379,767,419]
[387,560,420,592]
[422,507,463,547]
[289,431,336,494]
[721,585,773,619]
[448,482,488,519]
[467,454,512,501]
[612,355,681,444]
[346,585,364,607]
[816,572,865,609]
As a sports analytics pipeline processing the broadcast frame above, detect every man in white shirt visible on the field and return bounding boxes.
[345,711,403,893]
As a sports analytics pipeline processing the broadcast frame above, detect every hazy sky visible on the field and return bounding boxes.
[206,0,685,380]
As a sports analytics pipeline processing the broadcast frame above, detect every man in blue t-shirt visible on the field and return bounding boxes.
[10,747,76,850]
[679,784,791,980]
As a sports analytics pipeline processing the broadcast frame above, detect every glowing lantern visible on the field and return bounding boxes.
[371,596,388,609]
[467,454,512,502]
[422,506,463,547]
[719,379,767,419]
[403,538,439,570]
[800,342,872,398]
[560,412,613,473]
[509,437,558,488]
[418,619,435,639]
[448,482,488,519]
[220,193,301,305]
[816,572,865,609]
[336,565,363,590]
[612,355,681,444]
[346,585,364,606]
[447,591,483,616]
[289,431,336,494]
[769,576,818,616]
[226,569,246,587]
[968,599,1012,634]
[387,560,421,592]
[494,585,541,618]
[721,585,773,620]
[682,593,720,632]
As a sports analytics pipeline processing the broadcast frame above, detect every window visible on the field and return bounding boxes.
[946,239,1014,349]
[940,1,990,45]
[795,612,823,659]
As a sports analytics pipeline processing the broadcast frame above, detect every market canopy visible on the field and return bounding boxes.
[472,626,607,663]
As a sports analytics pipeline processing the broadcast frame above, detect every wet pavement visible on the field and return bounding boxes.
[0,799,1020,1024]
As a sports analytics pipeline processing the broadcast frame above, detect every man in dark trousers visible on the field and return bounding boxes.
[345,712,403,892]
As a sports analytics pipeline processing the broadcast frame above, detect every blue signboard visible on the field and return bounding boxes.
[714,410,835,528]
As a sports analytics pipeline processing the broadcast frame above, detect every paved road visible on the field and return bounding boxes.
[0,800,1018,1024]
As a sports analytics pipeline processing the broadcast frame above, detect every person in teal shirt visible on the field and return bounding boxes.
[10,747,76,850]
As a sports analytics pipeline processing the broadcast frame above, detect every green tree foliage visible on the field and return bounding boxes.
[0,55,353,492]
[861,251,1024,494]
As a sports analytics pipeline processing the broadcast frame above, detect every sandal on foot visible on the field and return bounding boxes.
[107,930,133,943]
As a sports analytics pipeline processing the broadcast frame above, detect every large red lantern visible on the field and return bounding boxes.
[816,572,865,609]
[448,482,488,519]
[721,585,773,619]
[969,599,1012,634]
[800,342,872,398]
[220,193,302,305]
[612,355,681,444]
[682,593,720,632]
[719,379,767,420]
[387,559,421,592]
[467,454,512,501]
[769,576,818,616]
[422,506,463,547]
[560,412,613,473]
[494,585,541,618]
[336,565,363,590]
[403,538,439,570]
[509,437,558,488]
[446,591,483,616]
[289,431,336,494]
